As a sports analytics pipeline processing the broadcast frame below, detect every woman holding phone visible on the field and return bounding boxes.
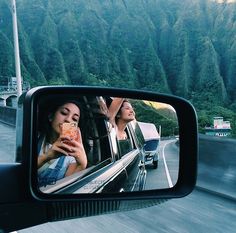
[37,100,87,187]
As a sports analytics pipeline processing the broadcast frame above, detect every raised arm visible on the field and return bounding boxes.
[107,97,124,127]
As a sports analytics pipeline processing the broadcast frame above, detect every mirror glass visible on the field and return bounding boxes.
[36,94,179,194]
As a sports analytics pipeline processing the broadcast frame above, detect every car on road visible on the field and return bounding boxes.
[137,122,160,169]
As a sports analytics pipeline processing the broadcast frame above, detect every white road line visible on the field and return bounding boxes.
[162,141,173,188]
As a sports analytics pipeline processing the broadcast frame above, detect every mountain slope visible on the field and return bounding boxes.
[0,0,236,111]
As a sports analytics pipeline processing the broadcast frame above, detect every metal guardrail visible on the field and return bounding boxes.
[197,134,236,200]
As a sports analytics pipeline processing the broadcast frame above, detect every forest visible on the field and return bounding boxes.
[0,0,235,136]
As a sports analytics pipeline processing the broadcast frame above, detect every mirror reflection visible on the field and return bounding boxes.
[36,95,179,194]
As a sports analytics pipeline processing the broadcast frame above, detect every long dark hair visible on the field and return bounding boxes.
[38,99,83,142]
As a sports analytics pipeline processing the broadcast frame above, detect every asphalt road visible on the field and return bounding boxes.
[18,189,236,233]
[145,139,179,190]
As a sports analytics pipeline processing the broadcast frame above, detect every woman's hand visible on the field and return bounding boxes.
[62,128,88,176]
[38,128,87,175]
[38,137,74,168]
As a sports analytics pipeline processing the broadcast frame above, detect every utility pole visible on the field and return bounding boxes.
[11,0,22,97]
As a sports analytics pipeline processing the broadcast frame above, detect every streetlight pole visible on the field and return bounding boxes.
[11,0,22,97]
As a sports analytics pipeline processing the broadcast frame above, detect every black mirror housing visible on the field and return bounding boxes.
[23,86,198,197]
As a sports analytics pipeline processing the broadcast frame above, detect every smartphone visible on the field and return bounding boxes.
[60,122,79,142]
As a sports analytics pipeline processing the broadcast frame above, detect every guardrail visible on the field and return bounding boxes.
[197,134,236,200]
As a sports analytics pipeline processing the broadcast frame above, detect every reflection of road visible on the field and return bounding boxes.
[145,138,179,190]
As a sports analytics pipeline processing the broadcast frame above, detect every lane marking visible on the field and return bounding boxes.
[162,141,173,188]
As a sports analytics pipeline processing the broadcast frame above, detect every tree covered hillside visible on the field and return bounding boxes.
[0,0,236,135]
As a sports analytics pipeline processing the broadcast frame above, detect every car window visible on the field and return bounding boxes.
[87,116,113,167]
[117,126,135,157]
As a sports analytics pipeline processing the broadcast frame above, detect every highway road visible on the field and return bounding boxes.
[0,122,235,233]
[145,139,179,190]
[18,189,236,233]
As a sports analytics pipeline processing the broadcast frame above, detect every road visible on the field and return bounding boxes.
[0,122,235,233]
[18,189,236,233]
[145,139,179,189]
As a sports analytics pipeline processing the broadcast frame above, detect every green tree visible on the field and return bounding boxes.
[0,32,14,77]
[45,49,68,84]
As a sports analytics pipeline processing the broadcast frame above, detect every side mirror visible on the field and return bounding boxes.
[8,86,198,231]
[18,86,198,196]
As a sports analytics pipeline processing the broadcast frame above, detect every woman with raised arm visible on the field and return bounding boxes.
[108,98,136,140]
